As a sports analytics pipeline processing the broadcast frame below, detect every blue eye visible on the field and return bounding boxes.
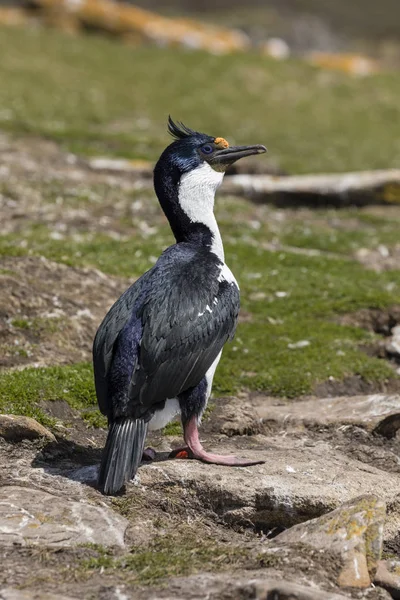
[201,144,213,154]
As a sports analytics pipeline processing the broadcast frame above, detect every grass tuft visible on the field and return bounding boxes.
[82,532,247,584]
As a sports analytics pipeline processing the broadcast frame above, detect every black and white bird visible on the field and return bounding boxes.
[93,117,267,495]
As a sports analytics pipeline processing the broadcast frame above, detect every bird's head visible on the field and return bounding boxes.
[154,117,267,250]
[158,116,267,176]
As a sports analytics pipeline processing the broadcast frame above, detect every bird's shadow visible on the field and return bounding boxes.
[30,437,173,492]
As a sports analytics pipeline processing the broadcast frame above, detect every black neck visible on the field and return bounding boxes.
[153,160,213,248]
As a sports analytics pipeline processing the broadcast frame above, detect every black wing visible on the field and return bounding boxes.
[93,245,240,420]
[128,249,240,416]
[93,270,152,415]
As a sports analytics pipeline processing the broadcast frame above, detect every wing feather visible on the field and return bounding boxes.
[93,244,240,420]
[130,272,239,413]
[93,271,151,415]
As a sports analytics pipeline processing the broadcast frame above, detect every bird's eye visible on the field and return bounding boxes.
[201,144,213,154]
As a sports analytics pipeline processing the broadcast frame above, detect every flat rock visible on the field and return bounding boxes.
[0,415,56,442]
[138,434,400,539]
[139,572,351,599]
[0,486,127,548]
[273,495,385,588]
[251,394,400,437]
[0,589,77,600]
[374,560,400,599]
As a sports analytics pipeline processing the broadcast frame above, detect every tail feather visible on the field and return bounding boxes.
[98,417,148,495]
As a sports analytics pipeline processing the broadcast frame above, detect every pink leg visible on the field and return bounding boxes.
[169,418,264,467]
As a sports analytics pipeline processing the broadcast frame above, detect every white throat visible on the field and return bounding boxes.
[178,163,225,261]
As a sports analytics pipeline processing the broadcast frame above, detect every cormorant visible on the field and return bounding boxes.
[93,117,267,495]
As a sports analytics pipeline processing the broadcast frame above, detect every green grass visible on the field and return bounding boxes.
[281,221,400,255]
[215,242,400,396]
[162,420,182,436]
[0,26,400,173]
[82,533,248,584]
[10,318,31,330]
[11,316,62,335]
[0,363,106,428]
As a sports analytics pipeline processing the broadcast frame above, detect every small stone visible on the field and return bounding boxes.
[262,37,291,60]
[287,340,310,349]
[337,550,370,588]
[374,559,400,599]
[0,414,56,442]
[273,495,385,589]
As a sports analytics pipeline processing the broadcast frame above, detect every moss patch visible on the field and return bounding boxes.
[11,317,62,336]
[0,362,106,428]
[215,242,400,396]
[0,226,168,279]
[81,531,248,585]
[162,420,182,436]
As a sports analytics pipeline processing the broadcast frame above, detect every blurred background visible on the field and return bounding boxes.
[0,0,399,172]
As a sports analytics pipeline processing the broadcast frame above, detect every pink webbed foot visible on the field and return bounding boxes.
[168,419,265,467]
[168,446,193,460]
[190,451,264,466]
[169,447,263,466]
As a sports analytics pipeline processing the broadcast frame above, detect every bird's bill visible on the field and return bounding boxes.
[210,144,267,169]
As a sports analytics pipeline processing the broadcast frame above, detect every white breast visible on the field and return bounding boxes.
[218,263,239,289]
[178,163,225,261]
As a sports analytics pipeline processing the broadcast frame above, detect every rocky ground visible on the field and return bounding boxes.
[0,133,400,599]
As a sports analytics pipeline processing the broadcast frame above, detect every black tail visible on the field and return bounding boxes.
[98,417,148,495]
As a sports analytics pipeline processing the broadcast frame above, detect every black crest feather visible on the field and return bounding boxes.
[168,116,198,140]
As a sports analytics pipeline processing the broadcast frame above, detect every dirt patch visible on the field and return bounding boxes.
[40,399,79,422]
[333,307,400,392]
[0,255,128,368]
[339,307,400,336]
[315,374,400,397]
